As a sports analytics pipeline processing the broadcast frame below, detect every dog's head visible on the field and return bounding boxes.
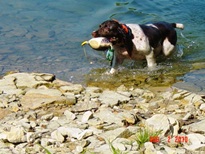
[92,20,134,55]
[92,20,122,44]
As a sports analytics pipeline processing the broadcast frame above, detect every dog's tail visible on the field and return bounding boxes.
[172,23,184,30]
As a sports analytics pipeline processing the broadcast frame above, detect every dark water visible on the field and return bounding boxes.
[0,0,205,89]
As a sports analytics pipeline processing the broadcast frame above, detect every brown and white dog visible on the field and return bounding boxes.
[92,20,184,73]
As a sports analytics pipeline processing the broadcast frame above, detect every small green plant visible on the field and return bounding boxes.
[135,127,162,148]
[37,143,52,154]
[108,140,128,154]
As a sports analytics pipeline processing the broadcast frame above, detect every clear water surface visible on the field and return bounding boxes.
[0,0,205,88]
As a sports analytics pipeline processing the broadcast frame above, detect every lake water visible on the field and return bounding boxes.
[0,0,205,90]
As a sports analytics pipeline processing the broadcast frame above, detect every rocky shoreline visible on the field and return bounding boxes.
[0,72,205,154]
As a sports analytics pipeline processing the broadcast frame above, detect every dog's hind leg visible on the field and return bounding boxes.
[162,38,176,56]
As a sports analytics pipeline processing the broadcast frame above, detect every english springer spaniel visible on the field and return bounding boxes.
[92,20,184,73]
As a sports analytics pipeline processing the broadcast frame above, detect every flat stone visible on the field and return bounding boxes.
[0,109,12,120]
[2,126,26,143]
[20,89,71,111]
[99,90,130,107]
[184,133,205,151]
[85,87,102,98]
[64,110,76,121]
[81,111,93,123]
[34,73,55,82]
[94,108,123,125]
[144,142,158,154]
[51,130,65,142]
[64,93,76,105]
[71,101,100,112]
[199,103,205,111]
[41,113,54,121]
[59,84,84,94]
[99,127,132,142]
[0,75,23,95]
[4,73,49,89]
[146,114,179,136]
[182,119,205,134]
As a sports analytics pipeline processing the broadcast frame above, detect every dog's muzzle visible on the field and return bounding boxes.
[92,31,98,37]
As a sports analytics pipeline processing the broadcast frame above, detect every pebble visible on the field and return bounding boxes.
[81,111,93,123]
[0,72,204,153]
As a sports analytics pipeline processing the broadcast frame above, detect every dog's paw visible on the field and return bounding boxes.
[105,68,117,74]
[110,68,117,74]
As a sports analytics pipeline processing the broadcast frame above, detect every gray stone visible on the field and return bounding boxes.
[64,92,76,105]
[64,110,76,121]
[182,113,192,121]
[99,90,130,107]
[51,130,64,142]
[94,108,123,125]
[34,73,55,82]
[146,114,179,136]
[41,113,54,121]
[144,142,158,154]
[59,84,84,94]
[99,127,132,142]
[85,87,102,98]
[57,126,82,139]
[199,103,205,111]
[26,132,36,143]
[184,133,205,151]
[71,101,100,112]
[182,119,205,134]
[77,129,93,140]
[20,89,73,111]
[1,126,26,143]
[81,111,93,123]
[4,73,49,89]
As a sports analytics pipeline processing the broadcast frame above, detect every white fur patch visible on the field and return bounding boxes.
[146,24,158,29]
[163,38,175,56]
[127,24,150,54]
[145,49,157,68]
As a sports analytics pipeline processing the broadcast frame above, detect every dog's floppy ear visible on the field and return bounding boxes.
[117,25,134,56]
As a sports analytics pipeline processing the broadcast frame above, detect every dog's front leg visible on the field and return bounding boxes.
[110,52,117,74]
[145,49,157,68]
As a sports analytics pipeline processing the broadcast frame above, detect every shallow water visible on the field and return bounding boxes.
[0,0,205,89]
